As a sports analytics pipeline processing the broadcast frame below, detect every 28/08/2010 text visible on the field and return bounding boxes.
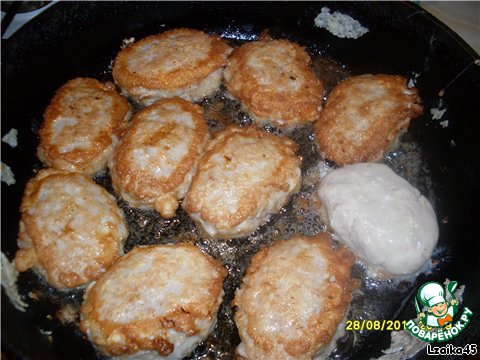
[345,320,406,331]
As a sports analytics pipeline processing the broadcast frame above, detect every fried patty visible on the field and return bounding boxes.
[15,169,128,290]
[224,38,324,128]
[183,125,302,239]
[37,78,131,175]
[234,234,357,359]
[109,98,209,218]
[113,28,232,105]
[80,243,227,359]
[314,74,423,165]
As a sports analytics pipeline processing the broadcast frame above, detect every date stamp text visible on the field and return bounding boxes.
[345,320,406,331]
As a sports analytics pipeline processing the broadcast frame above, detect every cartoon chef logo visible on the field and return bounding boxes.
[415,281,458,329]
[406,279,473,342]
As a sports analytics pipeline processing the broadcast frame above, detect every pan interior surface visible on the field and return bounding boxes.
[2,2,479,360]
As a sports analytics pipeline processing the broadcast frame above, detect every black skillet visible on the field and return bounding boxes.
[2,2,480,359]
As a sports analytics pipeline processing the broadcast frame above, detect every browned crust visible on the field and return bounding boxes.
[113,28,231,90]
[15,169,125,289]
[80,243,227,356]
[234,233,358,358]
[109,97,209,204]
[183,125,301,231]
[37,78,131,174]
[224,39,324,127]
[314,74,423,165]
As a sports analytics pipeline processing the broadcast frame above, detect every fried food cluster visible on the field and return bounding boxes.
[13,26,432,360]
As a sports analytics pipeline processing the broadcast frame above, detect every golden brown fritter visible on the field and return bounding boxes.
[314,74,423,165]
[108,97,209,218]
[15,169,128,291]
[234,234,357,359]
[37,78,131,175]
[113,28,232,105]
[80,243,227,359]
[224,38,324,128]
[183,125,302,239]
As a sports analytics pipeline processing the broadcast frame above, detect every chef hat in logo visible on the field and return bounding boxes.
[418,282,446,307]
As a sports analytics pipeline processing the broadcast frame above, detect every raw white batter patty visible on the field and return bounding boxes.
[317,163,438,276]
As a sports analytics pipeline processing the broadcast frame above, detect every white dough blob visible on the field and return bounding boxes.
[317,163,438,276]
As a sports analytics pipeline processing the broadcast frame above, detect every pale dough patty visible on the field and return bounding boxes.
[38,77,131,175]
[15,169,128,291]
[113,28,232,105]
[108,97,209,218]
[183,125,302,239]
[317,163,438,276]
[224,38,324,128]
[234,234,357,360]
[80,243,227,359]
[314,74,423,165]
